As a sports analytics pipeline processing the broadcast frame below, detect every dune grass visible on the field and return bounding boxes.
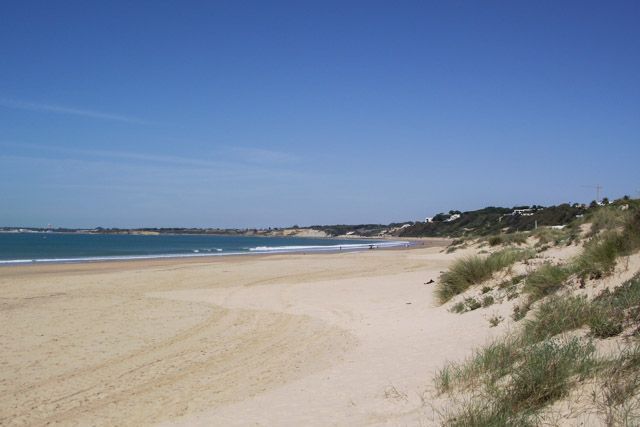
[522,295,591,343]
[592,343,640,425]
[589,274,640,338]
[532,227,574,246]
[486,232,529,247]
[439,337,596,426]
[574,231,628,279]
[574,211,640,280]
[435,211,640,424]
[523,263,572,302]
[435,336,522,394]
[519,210,640,307]
[588,206,633,236]
[438,275,640,424]
[437,249,533,303]
[521,274,640,341]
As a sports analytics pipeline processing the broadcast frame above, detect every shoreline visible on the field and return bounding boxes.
[0,237,450,267]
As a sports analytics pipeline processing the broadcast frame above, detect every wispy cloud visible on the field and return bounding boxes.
[225,146,300,164]
[1,141,302,170]
[0,142,302,180]
[0,98,148,124]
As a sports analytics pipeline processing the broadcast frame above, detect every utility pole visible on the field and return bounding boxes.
[582,184,603,202]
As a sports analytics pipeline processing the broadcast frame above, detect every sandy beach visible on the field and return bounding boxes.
[1,240,510,426]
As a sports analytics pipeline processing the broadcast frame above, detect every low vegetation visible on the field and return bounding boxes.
[523,262,571,301]
[487,232,529,247]
[438,337,596,426]
[434,202,640,424]
[532,226,578,247]
[436,249,532,303]
[481,295,495,307]
[522,295,591,343]
[587,204,633,236]
[590,275,640,338]
[401,204,587,238]
[592,344,640,425]
[488,315,503,327]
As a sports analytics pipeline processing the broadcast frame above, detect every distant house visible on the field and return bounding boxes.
[445,213,461,222]
[511,208,535,217]
[424,217,433,223]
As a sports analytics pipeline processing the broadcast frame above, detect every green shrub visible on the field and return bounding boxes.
[436,249,531,303]
[445,245,458,254]
[588,306,624,338]
[437,256,494,303]
[451,301,466,313]
[533,227,569,246]
[442,337,595,426]
[523,295,590,343]
[465,297,482,311]
[512,301,531,321]
[524,263,571,301]
[450,336,523,390]
[481,286,492,294]
[488,249,533,271]
[489,315,503,327]
[504,232,529,245]
[592,343,640,422]
[488,235,503,246]
[498,275,526,296]
[588,274,640,337]
[505,338,595,411]
[444,401,533,427]
[595,274,640,308]
[588,206,632,235]
[573,212,640,280]
[574,231,625,279]
[434,366,452,394]
[482,295,495,307]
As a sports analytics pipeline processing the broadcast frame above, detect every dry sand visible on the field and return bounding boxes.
[1,241,505,426]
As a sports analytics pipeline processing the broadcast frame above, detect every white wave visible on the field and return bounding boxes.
[249,241,410,252]
[0,252,243,265]
[0,241,410,265]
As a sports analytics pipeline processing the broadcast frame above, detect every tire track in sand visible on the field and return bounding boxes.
[2,305,354,427]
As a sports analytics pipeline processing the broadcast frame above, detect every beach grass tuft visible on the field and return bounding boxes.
[523,263,571,302]
[522,295,591,343]
[437,249,532,303]
[441,337,595,426]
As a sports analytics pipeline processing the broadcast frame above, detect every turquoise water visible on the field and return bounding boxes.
[0,233,408,264]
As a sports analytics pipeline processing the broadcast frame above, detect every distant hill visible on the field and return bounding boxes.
[397,204,587,238]
[6,200,631,239]
[308,223,410,238]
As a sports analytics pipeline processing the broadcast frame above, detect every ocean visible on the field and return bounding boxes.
[0,232,408,264]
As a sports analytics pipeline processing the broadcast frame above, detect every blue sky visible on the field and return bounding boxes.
[1,1,638,228]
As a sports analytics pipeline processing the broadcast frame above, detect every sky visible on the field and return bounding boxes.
[1,1,639,228]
